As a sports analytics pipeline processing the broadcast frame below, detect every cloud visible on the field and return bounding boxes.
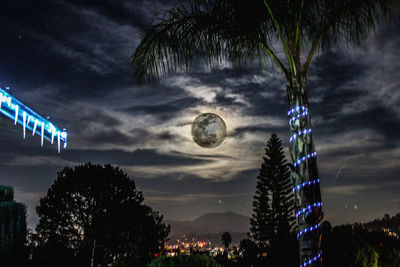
[144,191,248,206]
[6,156,77,167]
[323,185,370,196]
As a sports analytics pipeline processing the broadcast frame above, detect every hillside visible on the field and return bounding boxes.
[168,211,250,236]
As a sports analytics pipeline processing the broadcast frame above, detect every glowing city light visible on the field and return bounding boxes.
[0,87,67,152]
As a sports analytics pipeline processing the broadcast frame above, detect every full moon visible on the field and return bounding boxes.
[191,113,227,148]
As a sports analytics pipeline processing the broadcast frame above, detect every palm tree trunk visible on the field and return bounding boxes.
[286,82,323,267]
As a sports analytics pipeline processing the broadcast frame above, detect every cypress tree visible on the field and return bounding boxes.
[250,133,296,244]
[0,185,27,267]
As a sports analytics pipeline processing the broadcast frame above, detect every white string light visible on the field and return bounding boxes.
[14,105,19,124]
[23,111,26,139]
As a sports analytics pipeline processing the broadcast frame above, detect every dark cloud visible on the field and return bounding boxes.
[123,95,201,121]
[82,128,182,147]
[230,125,287,138]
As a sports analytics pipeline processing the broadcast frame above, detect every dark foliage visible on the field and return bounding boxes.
[34,163,170,267]
[250,133,295,242]
[322,221,400,267]
[0,185,27,267]
[365,212,400,234]
[239,239,258,266]
[0,185,14,202]
[148,254,221,267]
[221,232,232,249]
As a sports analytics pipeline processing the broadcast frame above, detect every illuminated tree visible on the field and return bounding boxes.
[130,0,399,265]
[36,163,170,267]
[0,185,27,267]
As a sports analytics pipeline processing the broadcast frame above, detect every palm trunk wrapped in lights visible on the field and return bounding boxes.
[287,82,323,266]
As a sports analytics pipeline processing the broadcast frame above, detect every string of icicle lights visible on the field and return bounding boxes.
[0,86,67,153]
[288,105,322,267]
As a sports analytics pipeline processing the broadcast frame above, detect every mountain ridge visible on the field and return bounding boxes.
[167,211,250,236]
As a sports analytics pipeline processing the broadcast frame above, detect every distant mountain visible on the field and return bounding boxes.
[167,211,250,236]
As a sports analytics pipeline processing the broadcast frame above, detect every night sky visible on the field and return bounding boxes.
[0,0,399,229]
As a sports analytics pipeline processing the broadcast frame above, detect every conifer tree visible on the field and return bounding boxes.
[250,133,295,244]
[0,185,27,267]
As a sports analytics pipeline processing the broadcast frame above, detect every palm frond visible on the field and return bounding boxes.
[131,0,284,83]
[131,0,400,83]
[301,0,400,75]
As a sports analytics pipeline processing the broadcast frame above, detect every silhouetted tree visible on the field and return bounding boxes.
[221,231,232,264]
[0,185,27,267]
[149,254,221,267]
[365,212,400,233]
[352,242,378,267]
[323,224,381,267]
[221,232,232,249]
[250,133,295,243]
[321,221,332,264]
[239,239,258,266]
[35,163,170,267]
[131,1,400,264]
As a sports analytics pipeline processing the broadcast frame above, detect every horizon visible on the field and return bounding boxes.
[0,0,399,231]
[166,210,398,224]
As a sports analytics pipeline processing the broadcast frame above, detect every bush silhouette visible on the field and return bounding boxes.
[148,254,220,267]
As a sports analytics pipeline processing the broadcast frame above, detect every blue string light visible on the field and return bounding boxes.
[296,202,323,218]
[0,87,68,152]
[292,179,320,193]
[289,109,308,125]
[293,152,317,168]
[300,250,322,267]
[289,128,312,143]
[297,222,321,239]
[288,106,307,117]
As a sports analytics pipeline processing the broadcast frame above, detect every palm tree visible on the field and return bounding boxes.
[131,1,399,266]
